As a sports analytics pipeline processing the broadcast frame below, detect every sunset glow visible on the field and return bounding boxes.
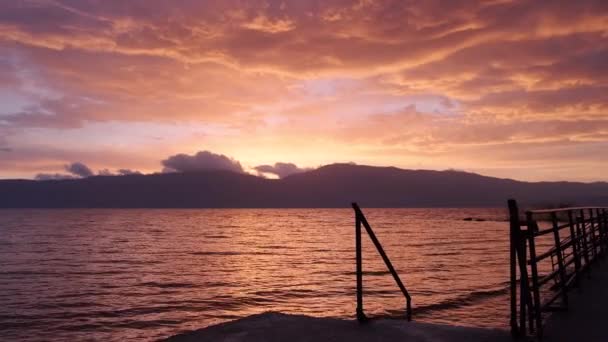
[1,0,607,181]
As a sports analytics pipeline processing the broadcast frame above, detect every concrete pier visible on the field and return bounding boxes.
[543,261,608,341]
[165,313,511,342]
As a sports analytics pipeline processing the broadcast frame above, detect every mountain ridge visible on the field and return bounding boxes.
[1,164,606,208]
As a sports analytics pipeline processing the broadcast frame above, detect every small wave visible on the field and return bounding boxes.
[108,318,183,329]
[0,321,51,330]
[1,271,56,276]
[257,245,299,250]
[190,251,274,256]
[52,291,109,299]
[190,251,242,256]
[253,288,317,298]
[139,281,195,289]
[98,250,122,254]
[31,301,109,310]
[66,270,127,276]
[364,270,391,276]
[204,234,230,239]
[423,251,461,257]
[413,286,509,315]
[50,323,105,332]
[310,248,333,253]
[334,270,392,277]
[88,259,157,266]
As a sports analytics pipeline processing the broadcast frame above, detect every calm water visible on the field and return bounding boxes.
[1,208,514,341]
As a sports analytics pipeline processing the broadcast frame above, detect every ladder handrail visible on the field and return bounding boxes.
[352,202,412,322]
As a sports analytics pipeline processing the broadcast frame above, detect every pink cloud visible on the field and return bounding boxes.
[0,0,607,181]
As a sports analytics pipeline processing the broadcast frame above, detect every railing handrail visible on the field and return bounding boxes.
[352,202,412,322]
[528,207,608,214]
[509,200,608,338]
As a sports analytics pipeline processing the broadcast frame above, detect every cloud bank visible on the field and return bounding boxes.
[34,173,75,181]
[1,0,607,181]
[34,162,143,180]
[254,162,312,178]
[161,151,244,173]
[32,153,316,181]
[117,169,141,176]
[35,161,93,180]
[65,162,94,178]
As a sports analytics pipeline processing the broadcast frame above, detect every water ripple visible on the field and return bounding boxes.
[0,208,511,341]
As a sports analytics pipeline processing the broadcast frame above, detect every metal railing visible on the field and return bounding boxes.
[509,199,608,338]
[352,203,412,322]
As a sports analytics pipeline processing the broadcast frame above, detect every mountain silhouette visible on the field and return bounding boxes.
[1,164,606,208]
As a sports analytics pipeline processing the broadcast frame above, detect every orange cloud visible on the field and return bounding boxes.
[0,0,607,181]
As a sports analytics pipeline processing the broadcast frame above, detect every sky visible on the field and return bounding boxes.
[0,0,607,182]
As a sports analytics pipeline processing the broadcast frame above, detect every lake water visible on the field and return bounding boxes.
[1,208,514,341]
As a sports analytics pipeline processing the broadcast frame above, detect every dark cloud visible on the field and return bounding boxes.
[117,169,141,175]
[3,96,107,129]
[161,151,244,173]
[254,162,312,178]
[1,0,607,129]
[0,147,11,152]
[0,53,21,89]
[469,85,608,114]
[65,162,94,178]
[97,168,143,176]
[3,0,606,76]
[35,173,75,181]
[36,166,142,180]
[98,169,114,176]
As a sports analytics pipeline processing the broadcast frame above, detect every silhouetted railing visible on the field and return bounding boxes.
[352,203,412,322]
[509,199,608,338]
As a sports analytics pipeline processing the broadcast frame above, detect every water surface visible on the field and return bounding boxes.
[1,208,513,341]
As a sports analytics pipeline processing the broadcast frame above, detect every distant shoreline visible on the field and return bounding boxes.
[2,164,607,208]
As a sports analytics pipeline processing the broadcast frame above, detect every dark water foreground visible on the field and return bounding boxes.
[1,208,513,341]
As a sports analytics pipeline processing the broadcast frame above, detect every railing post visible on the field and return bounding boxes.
[594,209,602,255]
[603,209,608,248]
[568,210,581,286]
[599,208,608,255]
[509,200,535,335]
[604,208,608,249]
[355,209,365,322]
[508,199,519,336]
[551,212,569,308]
[526,212,543,338]
[588,209,599,258]
[521,230,535,334]
[579,209,591,268]
[524,229,535,335]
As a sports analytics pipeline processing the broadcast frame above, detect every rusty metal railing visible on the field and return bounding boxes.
[509,199,608,338]
[352,203,412,322]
